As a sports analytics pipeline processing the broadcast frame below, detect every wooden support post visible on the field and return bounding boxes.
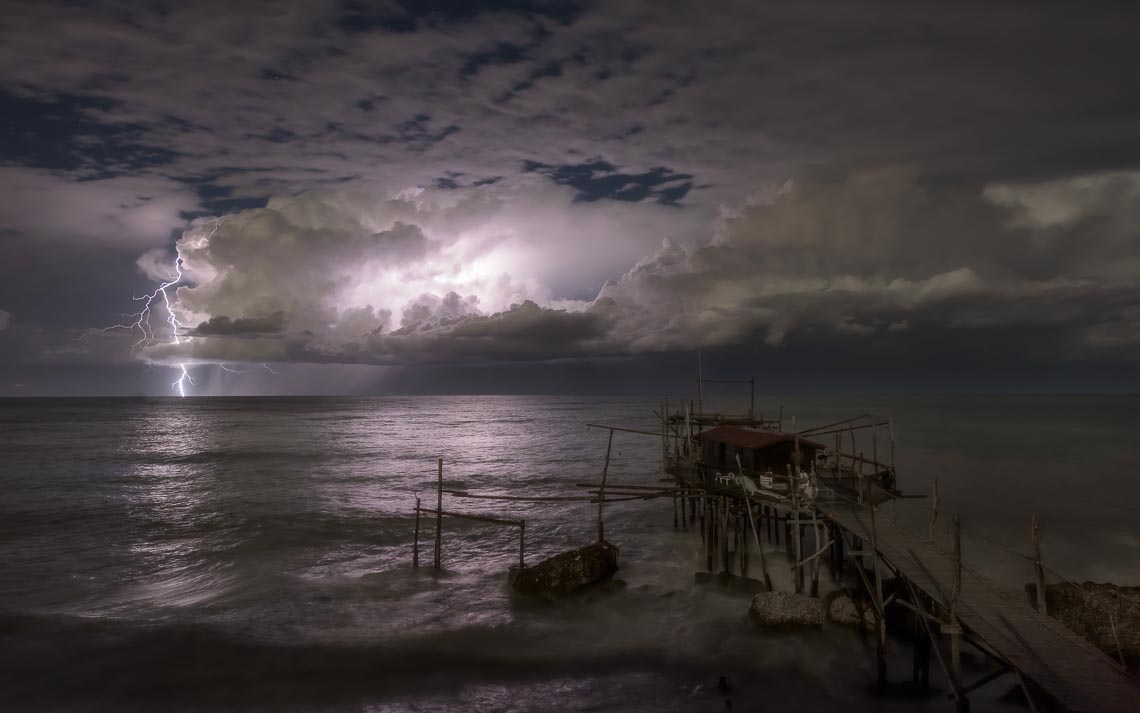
[434,457,443,570]
[791,466,802,594]
[412,495,421,568]
[746,503,772,590]
[693,492,702,547]
[871,504,887,690]
[889,418,895,473]
[836,526,845,574]
[673,490,679,530]
[598,429,614,543]
[739,513,750,576]
[1032,513,1046,614]
[697,350,703,417]
[705,498,714,573]
[950,516,966,711]
[680,487,687,530]
[848,420,857,465]
[810,512,822,598]
[720,496,730,573]
[928,477,940,544]
[913,596,932,688]
[835,431,842,478]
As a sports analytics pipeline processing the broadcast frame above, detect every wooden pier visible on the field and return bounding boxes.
[653,366,1140,711]
[820,500,1140,712]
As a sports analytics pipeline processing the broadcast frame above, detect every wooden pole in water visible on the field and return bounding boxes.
[950,516,965,710]
[889,418,895,473]
[705,498,715,573]
[871,503,887,690]
[697,350,703,417]
[720,496,730,573]
[810,511,822,598]
[680,487,687,530]
[790,464,802,594]
[412,495,421,568]
[434,458,444,570]
[598,429,614,543]
[736,455,770,589]
[1032,513,1046,614]
[928,478,940,544]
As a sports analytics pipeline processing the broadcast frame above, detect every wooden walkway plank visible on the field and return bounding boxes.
[819,503,1140,713]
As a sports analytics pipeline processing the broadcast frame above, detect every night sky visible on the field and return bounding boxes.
[2,1,1139,395]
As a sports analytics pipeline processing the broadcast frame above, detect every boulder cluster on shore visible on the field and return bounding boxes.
[1027,581,1140,672]
[508,541,619,596]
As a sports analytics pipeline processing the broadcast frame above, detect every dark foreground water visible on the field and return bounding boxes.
[1,395,1137,712]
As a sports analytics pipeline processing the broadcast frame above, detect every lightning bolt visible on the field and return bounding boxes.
[102,221,224,396]
[103,219,280,396]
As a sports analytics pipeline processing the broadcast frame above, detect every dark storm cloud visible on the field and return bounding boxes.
[2,0,1140,391]
[191,311,287,336]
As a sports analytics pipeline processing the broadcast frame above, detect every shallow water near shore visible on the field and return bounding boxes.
[1,395,1137,711]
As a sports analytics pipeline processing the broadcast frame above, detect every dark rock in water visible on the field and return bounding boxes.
[749,591,822,628]
[824,588,878,631]
[509,540,619,596]
[1026,581,1140,672]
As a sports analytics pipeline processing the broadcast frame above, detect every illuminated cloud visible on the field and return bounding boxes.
[134,168,1140,369]
[141,177,694,366]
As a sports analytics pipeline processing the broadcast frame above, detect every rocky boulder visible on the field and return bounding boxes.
[824,589,879,631]
[1027,581,1140,672]
[749,591,822,628]
[509,540,619,596]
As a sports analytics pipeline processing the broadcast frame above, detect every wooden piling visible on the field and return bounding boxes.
[1032,513,1046,614]
[950,516,965,710]
[720,496,730,573]
[412,494,421,568]
[928,477,940,544]
[889,417,896,473]
[704,498,714,572]
[790,465,803,594]
[434,457,443,570]
[871,503,887,690]
[810,511,822,598]
[598,429,613,543]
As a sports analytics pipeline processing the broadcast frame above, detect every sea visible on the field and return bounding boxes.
[1,395,1137,712]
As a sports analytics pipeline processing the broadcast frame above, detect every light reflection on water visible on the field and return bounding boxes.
[0,394,1137,711]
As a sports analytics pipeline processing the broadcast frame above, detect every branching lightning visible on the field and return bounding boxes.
[103,219,281,396]
[103,222,218,396]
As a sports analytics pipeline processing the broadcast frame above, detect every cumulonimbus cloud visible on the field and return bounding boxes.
[139,169,1140,368]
